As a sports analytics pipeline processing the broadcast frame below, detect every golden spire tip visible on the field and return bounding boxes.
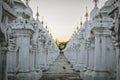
[80,17,83,26]
[93,0,99,7]
[36,6,40,20]
[85,6,88,20]
[41,16,44,25]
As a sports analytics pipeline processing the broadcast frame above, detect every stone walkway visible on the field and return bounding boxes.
[39,51,82,80]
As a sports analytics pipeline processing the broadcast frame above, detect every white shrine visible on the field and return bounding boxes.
[64,0,120,80]
[0,0,59,80]
[0,0,120,80]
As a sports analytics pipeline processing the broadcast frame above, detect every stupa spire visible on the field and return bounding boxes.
[80,17,83,27]
[45,23,48,30]
[36,6,40,20]
[41,16,44,25]
[76,23,79,31]
[93,0,99,7]
[85,7,88,20]
[46,23,49,33]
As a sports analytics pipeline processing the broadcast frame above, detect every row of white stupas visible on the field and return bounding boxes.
[0,0,59,80]
[64,0,120,80]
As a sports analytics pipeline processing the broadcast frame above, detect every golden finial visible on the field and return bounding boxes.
[80,17,83,27]
[76,24,79,31]
[93,0,99,7]
[85,7,88,20]
[41,16,44,25]
[25,0,30,5]
[36,6,40,20]
[46,24,49,33]
[45,23,48,30]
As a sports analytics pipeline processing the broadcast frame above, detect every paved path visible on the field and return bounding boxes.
[39,51,82,80]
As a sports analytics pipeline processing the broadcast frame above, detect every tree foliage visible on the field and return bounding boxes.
[55,40,69,50]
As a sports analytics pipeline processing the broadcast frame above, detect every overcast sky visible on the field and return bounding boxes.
[26,0,107,41]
